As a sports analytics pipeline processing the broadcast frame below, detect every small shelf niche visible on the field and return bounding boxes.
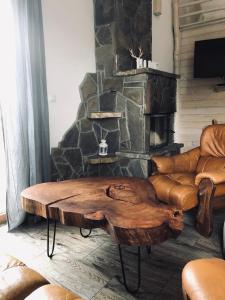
[88,112,123,119]
[86,154,119,165]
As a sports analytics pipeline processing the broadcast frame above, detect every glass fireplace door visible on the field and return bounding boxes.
[150,114,169,149]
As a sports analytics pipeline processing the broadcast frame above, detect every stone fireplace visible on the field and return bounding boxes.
[51,0,182,181]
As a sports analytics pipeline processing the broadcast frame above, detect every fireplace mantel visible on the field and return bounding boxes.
[115,68,179,79]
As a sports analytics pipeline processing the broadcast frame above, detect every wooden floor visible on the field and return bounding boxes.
[0,209,224,300]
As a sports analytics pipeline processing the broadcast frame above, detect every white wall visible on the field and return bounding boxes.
[152,0,174,73]
[41,0,96,147]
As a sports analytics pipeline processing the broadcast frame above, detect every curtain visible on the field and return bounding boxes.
[0,0,50,230]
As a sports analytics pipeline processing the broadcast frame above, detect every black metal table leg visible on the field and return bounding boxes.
[118,244,141,294]
[47,219,57,258]
[146,245,151,255]
[80,228,92,238]
[223,221,225,259]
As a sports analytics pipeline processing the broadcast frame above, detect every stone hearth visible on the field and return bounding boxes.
[51,0,182,181]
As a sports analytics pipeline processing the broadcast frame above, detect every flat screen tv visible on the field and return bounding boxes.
[194,37,225,78]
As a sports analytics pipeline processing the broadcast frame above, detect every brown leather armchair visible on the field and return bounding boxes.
[149,124,225,237]
[182,258,225,300]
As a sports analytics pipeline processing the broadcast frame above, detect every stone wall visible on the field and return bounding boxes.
[95,0,152,74]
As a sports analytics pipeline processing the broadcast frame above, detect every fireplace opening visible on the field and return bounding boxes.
[150,114,172,149]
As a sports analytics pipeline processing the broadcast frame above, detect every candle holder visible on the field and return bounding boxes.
[99,139,108,156]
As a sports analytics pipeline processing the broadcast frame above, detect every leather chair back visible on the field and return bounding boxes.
[197,124,225,173]
[200,124,225,157]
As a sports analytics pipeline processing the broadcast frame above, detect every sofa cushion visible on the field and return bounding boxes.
[150,171,225,210]
[152,147,200,174]
[0,254,83,300]
[25,284,82,300]
[149,173,198,211]
[182,258,225,300]
[0,254,48,300]
[0,254,25,272]
[0,266,48,300]
[196,156,225,174]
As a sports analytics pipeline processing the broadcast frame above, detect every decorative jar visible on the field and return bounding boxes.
[99,139,108,156]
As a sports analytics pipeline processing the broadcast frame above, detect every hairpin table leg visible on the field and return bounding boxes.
[80,228,92,238]
[146,245,151,255]
[118,244,141,294]
[47,219,57,258]
[223,220,225,259]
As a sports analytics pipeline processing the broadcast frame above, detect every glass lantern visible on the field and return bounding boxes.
[99,139,108,156]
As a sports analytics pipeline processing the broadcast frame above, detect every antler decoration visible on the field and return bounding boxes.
[129,47,143,59]
[129,47,145,69]
[138,47,143,58]
[129,48,137,59]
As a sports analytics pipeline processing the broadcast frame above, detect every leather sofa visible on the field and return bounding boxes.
[0,253,82,300]
[182,258,225,300]
[149,124,225,236]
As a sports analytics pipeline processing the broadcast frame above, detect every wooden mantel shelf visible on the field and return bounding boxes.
[115,67,179,79]
[86,154,119,165]
[88,112,123,119]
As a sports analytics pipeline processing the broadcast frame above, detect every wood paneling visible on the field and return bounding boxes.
[175,1,225,152]
[179,0,225,30]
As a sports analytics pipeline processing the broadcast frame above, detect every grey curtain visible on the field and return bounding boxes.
[0,0,50,230]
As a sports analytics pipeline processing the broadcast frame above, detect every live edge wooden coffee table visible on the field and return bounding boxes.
[21,177,183,294]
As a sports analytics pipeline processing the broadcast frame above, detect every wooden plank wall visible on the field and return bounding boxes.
[175,1,225,152]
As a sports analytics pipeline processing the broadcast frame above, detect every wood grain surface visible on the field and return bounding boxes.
[21,177,183,245]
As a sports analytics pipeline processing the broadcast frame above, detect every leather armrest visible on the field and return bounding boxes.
[195,171,225,185]
[151,147,200,174]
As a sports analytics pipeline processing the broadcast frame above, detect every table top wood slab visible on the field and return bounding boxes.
[21,177,183,245]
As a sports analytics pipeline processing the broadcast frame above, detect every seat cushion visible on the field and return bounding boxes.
[182,258,225,300]
[0,266,48,300]
[152,147,200,174]
[25,284,82,300]
[0,254,48,300]
[0,254,25,272]
[0,255,82,300]
[149,173,198,210]
[197,156,225,174]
